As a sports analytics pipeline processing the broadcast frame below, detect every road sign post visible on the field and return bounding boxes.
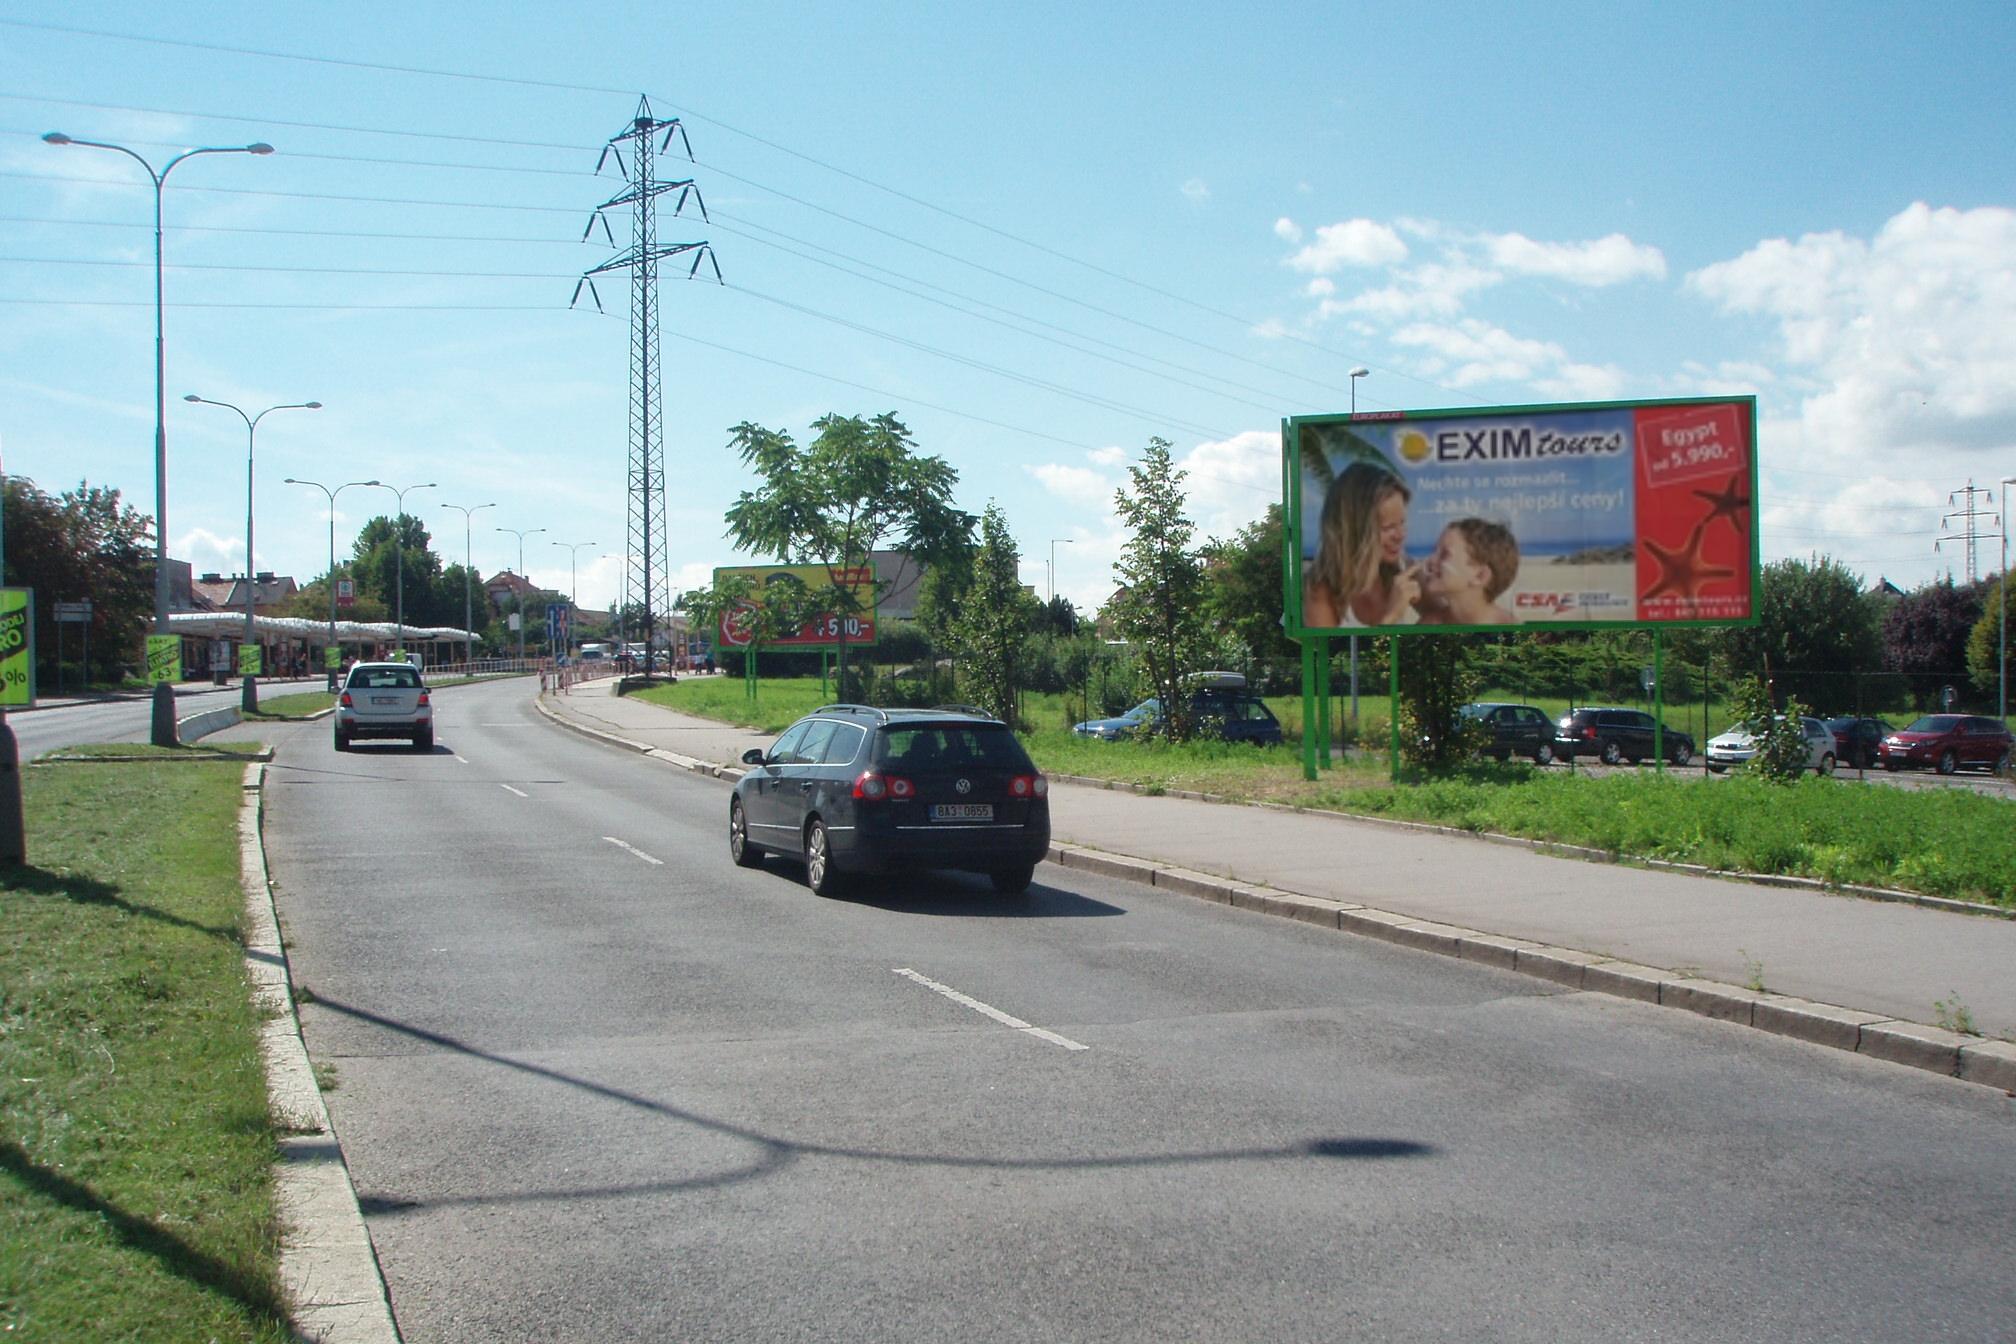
[547,603,571,660]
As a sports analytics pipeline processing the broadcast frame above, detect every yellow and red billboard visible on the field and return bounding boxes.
[713,563,879,648]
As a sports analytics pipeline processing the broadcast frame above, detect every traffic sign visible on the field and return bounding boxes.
[547,603,571,652]
[54,600,91,623]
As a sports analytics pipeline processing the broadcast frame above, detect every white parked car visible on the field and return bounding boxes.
[335,661,433,751]
[1705,716,1835,775]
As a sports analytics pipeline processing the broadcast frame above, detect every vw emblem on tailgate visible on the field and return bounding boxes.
[955,778,971,794]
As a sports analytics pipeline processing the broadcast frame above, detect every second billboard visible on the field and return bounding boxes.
[1288,396,1756,635]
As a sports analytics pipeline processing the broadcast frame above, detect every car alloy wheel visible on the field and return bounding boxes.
[1817,753,1835,776]
[1938,749,1958,776]
[1600,741,1622,766]
[1533,742,1553,766]
[1669,743,1692,767]
[729,799,764,868]
[805,819,841,896]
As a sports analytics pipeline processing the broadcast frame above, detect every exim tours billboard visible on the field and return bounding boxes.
[1286,396,1758,635]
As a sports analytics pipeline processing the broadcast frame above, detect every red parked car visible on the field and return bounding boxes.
[1877,715,2013,775]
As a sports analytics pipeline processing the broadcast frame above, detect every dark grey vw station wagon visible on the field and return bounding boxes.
[729,705,1052,895]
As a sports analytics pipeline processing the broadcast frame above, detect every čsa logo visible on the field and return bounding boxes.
[1515,592,1579,613]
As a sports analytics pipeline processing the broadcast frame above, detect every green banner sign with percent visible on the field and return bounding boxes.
[146,634,182,685]
[0,588,33,707]
[238,644,262,676]
[325,645,342,670]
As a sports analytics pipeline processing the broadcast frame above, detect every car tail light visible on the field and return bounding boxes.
[417,690,430,705]
[339,692,352,707]
[888,776,916,799]
[853,773,915,800]
[1582,725,1596,739]
[1009,774,1048,798]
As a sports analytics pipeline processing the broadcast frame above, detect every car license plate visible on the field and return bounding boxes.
[371,695,400,705]
[930,803,993,822]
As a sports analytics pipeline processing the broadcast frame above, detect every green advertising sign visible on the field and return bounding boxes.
[238,644,263,676]
[0,589,33,707]
[325,645,342,670]
[146,634,182,684]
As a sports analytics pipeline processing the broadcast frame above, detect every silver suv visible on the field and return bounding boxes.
[335,662,433,751]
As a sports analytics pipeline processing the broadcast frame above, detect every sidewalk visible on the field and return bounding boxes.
[541,679,2016,1048]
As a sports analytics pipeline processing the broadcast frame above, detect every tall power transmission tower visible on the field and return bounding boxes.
[1937,480,1999,584]
[575,96,720,674]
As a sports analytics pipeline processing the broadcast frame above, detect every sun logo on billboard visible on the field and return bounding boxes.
[1397,430,1431,464]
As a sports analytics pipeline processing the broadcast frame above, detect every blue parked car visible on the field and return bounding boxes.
[1073,676,1284,747]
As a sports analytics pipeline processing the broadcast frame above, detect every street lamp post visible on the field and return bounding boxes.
[1048,538,1074,607]
[441,502,497,671]
[285,477,380,690]
[1350,366,1370,415]
[496,527,546,662]
[44,131,273,746]
[2001,478,2015,723]
[551,541,598,607]
[185,396,320,712]
[372,483,436,654]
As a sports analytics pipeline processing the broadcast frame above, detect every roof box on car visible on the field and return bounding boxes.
[1183,671,1247,689]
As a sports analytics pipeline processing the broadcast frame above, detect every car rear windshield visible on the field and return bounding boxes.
[1905,716,1961,732]
[875,724,1034,772]
[349,667,421,689]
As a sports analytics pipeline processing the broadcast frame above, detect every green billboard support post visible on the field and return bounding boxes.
[1653,628,1665,777]
[1299,637,1319,781]
[1316,635,1332,770]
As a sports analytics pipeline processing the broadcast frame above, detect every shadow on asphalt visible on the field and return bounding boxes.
[312,994,1434,1215]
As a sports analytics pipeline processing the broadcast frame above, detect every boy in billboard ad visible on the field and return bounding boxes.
[1290,396,1754,633]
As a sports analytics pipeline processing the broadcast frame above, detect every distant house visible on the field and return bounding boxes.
[483,570,544,607]
[194,571,297,614]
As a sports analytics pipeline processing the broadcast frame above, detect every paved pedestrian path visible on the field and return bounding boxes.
[540,679,2016,1042]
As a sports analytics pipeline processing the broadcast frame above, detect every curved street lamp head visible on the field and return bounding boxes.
[1350,367,1370,379]
[182,394,200,402]
[305,401,323,409]
[248,143,275,155]
[42,132,71,145]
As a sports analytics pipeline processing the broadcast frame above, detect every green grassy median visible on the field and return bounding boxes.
[0,760,288,1341]
[244,691,334,720]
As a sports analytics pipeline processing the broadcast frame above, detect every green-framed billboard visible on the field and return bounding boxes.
[1284,395,1759,636]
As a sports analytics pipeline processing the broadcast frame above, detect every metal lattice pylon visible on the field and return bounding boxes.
[574,95,721,672]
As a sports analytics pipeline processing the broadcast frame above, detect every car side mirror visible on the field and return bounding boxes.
[741,748,767,765]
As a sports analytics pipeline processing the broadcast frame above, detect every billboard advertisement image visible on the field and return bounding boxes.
[1288,396,1756,634]
[713,562,879,648]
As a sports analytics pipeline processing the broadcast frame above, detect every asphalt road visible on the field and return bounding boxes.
[262,678,2016,1343]
[5,678,327,759]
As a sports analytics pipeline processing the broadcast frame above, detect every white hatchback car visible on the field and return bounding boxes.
[1705,716,1836,775]
[335,662,433,751]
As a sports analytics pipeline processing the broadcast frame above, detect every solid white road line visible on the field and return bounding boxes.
[603,836,664,865]
[892,968,1089,1051]
[455,755,470,764]
[499,784,529,798]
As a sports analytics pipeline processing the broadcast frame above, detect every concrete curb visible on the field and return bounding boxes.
[1045,838,2016,1095]
[178,703,242,743]
[533,694,749,784]
[1044,771,2014,921]
[239,762,402,1343]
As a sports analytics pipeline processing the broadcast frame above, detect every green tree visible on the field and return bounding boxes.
[945,504,1039,726]
[1202,503,1298,675]
[1965,573,2009,696]
[676,571,822,692]
[3,477,153,683]
[1728,673,1813,782]
[351,514,452,628]
[724,412,972,697]
[1712,555,1882,711]
[1108,438,1207,742]
[1396,637,1487,769]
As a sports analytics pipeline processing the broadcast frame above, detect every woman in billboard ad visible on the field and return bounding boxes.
[1293,397,1754,633]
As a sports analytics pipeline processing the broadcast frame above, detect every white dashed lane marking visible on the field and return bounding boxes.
[499,784,528,798]
[893,968,1088,1051]
[603,836,664,865]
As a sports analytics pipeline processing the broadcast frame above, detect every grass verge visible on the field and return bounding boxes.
[1315,767,2016,908]
[0,760,289,1341]
[38,742,263,761]
[243,692,334,720]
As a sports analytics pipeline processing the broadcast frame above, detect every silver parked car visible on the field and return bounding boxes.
[1705,716,1835,775]
[335,661,434,751]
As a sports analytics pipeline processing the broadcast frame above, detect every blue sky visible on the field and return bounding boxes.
[4,1,2015,612]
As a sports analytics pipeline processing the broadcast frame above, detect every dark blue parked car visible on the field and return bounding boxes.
[1073,683,1283,747]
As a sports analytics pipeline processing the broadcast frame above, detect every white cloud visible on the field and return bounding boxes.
[1690,202,2016,468]
[1391,319,1568,386]
[1274,217,1303,243]
[1026,462,1114,507]
[1287,218,1409,272]
[1086,445,1128,467]
[1177,430,1278,537]
[178,527,243,572]
[1181,177,1210,203]
[1483,231,1667,285]
[1304,277,1336,298]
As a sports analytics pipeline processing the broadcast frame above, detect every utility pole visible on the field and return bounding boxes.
[574,96,719,678]
[1937,480,1998,584]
